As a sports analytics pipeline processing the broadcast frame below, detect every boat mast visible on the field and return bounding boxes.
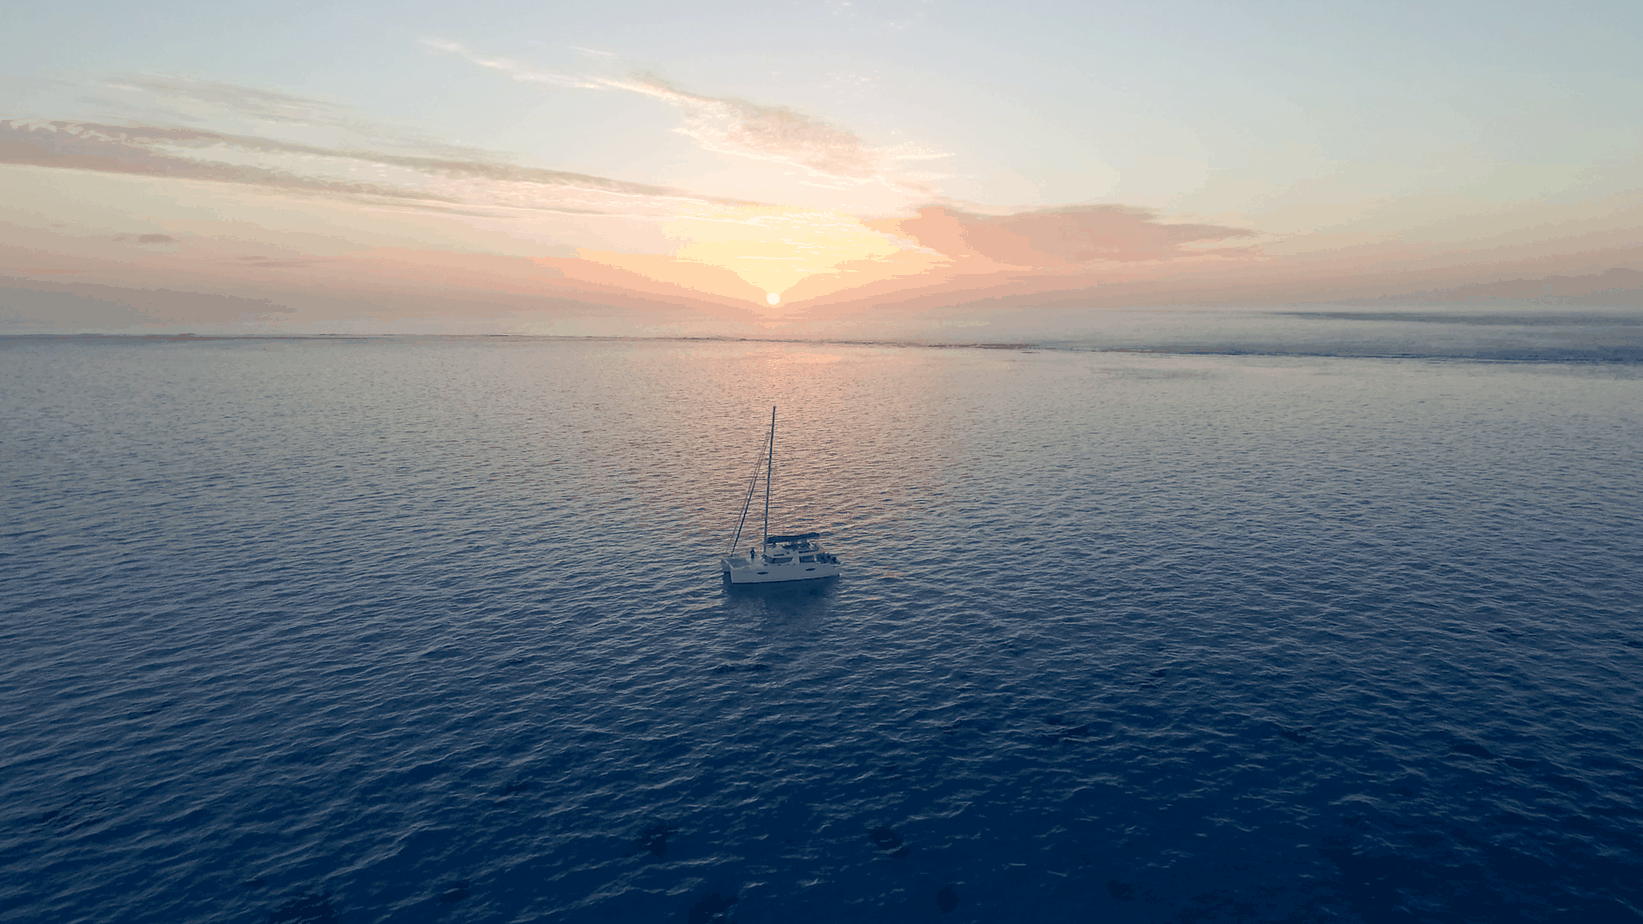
[762,406,775,548]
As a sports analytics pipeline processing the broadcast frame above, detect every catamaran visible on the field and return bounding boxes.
[720,407,842,584]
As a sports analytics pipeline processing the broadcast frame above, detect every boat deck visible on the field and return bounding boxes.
[721,536,842,584]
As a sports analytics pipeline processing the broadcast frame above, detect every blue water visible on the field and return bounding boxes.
[3,313,1642,923]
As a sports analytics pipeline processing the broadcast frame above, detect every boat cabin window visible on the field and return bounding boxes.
[770,555,793,564]
[799,555,815,563]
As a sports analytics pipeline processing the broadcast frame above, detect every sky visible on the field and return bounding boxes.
[2,0,1640,339]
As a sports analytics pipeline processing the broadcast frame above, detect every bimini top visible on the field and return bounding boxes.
[765,532,821,544]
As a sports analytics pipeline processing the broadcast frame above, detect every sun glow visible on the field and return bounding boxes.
[766,292,780,305]
[660,204,903,298]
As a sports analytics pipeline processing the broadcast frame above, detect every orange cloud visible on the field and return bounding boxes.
[875,205,1260,269]
[741,205,1266,323]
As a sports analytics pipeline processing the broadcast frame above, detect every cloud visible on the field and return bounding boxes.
[0,119,727,215]
[235,255,328,268]
[97,76,496,160]
[0,119,459,203]
[136,233,175,244]
[420,39,601,89]
[779,219,1643,335]
[878,205,1260,269]
[422,39,948,191]
[604,74,948,189]
[109,76,371,127]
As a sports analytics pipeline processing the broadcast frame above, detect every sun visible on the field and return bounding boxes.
[766,292,780,305]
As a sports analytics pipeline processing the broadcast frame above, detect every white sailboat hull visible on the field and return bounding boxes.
[721,555,841,584]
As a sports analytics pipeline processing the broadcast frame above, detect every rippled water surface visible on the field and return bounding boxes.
[3,325,1642,923]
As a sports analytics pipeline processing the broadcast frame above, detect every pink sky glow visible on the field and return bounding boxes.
[3,3,1639,337]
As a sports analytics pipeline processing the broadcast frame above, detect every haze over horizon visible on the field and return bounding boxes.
[3,0,1639,339]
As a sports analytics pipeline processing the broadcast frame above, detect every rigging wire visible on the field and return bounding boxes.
[727,431,765,556]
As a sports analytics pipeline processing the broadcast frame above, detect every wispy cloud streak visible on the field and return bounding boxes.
[420,39,602,89]
[604,73,948,190]
[880,206,1260,269]
[96,76,495,160]
[0,119,453,203]
[0,119,735,216]
[423,39,949,192]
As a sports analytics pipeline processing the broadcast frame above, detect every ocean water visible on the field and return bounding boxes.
[3,311,1642,923]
